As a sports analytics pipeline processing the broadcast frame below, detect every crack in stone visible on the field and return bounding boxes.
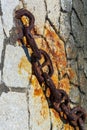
[9,87,27,93]
[26,89,30,130]
[0,0,2,15]
[0,83,9,96]
[72,7,83,26]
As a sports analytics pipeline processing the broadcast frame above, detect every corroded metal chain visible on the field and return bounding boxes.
[15,8,86,130]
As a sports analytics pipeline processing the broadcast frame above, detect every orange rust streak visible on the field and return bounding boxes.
[59,78,70,94]
[64,123,74,130]
[18,56,31,75]
[45,27,67,70]
[34,88,43,96]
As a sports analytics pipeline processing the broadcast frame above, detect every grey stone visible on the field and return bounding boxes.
[61,0,72,12]
[3,45,32,87]
[0,92,28,130]
[1,0,19,37]
[73,0,84,24]
[66,35,77,59]
[78,70,87,92]
[0,16,4,63]
[84,0,87,15]
[77,49,84,70]
[46,0,60,31]
[68,60,78,85]
[71,10,84,47]
[24,0,46,35]
[70,85,80,105]
[84,60,87,77]
[84,45,87,58]
[60,12,70,41]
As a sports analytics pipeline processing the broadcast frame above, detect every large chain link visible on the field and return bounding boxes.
[15,8,86,130]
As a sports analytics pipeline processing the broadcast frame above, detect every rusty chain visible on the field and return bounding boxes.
[15,8,86,130]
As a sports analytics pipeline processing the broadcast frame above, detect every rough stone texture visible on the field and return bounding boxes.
[61,0,72,12]
[46,0,60,31]
[78,70,87,92]
[0,92,28,130]
[77,48,84,70]
[73,0,84,24]
[0,0,87,129]
[29,80,51,130]
[84,0,87,15]
[71,10,84,47]
[1,0,19,37]
[60,12,70,41]
[3,45,32,87]
[68,60,78,85]
[25,0,46,35]
[66,35,77,59]
[0,16,4,63]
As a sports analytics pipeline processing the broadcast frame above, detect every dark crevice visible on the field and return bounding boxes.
[26,89,30,130]
[0,0,2,15]
[80,0,84,5]
[44,0,47,12]
[0,83,9,96]
[1,38,7,77]
[78,86,86,95]
[46,17,64,42]
[60,7,68,13]
[9,87,27,93]
[72,7,83,26]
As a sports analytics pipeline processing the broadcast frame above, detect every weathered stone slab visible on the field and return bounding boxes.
[0,92,28,130]
[77,49,84,70]
[73,0,84,24]
[84,0,87,15]
[3,45,32,87]
[1,0,19,37]
[24,0,46,35]
[61,0,72,12]
[79,70,87,92]
[71,10,84,47]
[29,75,51,130]
[46,0,60,31]
[66,35,77,59]
[68,60,78,85]
[84,60,87,78]
[60,12,70,41]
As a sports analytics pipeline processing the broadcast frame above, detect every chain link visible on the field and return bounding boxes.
[15,8,86,130]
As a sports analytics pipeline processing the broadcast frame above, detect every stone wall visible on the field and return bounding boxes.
[0,0,87,130]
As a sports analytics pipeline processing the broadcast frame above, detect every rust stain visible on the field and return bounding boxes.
[18,56,31,75]
[58,78,70,94]
[45,26,67,70]
[46,87,50,97]
[52,109,60,119]
[64,123,74,130]
[34,88,43,96]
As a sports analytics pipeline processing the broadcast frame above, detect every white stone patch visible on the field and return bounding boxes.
[3,45,32,87]
[29,82,51,130]
[61,0,72,12]
[60,12,70,41]
[46,0,60,30]
[1,0,19,37]
[24,0,46,35]
[0,92,28,130]
[0,17,4,63]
